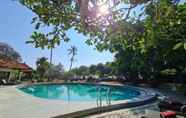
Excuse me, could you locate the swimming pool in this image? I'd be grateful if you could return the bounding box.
[19,83,141,101]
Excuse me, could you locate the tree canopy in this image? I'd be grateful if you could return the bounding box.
[18,0,180,49]
[35,57,65,80]
[19,0,186,84]
[0,42,22,62]
[36,57,50,78]
[112,2,186,83]
[70,62,113,77]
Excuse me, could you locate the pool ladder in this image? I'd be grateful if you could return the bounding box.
[96,87,111,107]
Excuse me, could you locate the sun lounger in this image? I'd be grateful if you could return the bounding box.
[160,111,176,118]
[0,79,19,85]
[158,98,186,117]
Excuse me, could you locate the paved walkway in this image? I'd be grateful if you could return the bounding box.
[156,89,186,103]
[0,85,154,118]
[87,103,158,118]
[1,85,184,118]
[0,86,98,118]
[88,103,184,118]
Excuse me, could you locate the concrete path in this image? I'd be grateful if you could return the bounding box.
[88,103,185,118]
[0,86,98,118]
[1,85,180,118]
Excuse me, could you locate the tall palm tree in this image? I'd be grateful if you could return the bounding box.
[68,46,77,71]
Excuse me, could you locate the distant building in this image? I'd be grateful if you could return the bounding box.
[0,59,32,81]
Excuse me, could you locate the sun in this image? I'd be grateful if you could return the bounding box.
[99,4,109,15]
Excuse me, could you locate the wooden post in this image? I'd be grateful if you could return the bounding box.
[8,71,12,81]
[18,71,22,81]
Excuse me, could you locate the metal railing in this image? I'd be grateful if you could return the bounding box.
[96,86,112,107]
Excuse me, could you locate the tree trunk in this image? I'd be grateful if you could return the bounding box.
[49,48,53,81]
[78,0,89,22]
[50,48,53,65]
[69,60,73,71]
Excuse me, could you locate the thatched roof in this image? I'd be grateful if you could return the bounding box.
[0,59,32,73]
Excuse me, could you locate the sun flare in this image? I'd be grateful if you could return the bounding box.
[99,4,109,15]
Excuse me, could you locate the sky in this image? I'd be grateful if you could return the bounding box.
[0,0,114,70]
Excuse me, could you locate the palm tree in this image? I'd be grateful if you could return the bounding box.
[36,57,49,79]
[68,46,77,71]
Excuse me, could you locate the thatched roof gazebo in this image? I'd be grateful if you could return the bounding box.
[0,59,32,82]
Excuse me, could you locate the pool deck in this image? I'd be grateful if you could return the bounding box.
[0,84,156,118]
[87,103,185,118]
[0,86,97,118]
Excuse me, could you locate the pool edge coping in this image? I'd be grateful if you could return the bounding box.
[52,92,157,118]
[16,82,156,103]
[15,82,158,118]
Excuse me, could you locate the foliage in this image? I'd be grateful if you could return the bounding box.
[70,62,112,77]
[31,70,39,80]
[0,42,22,62]
[19,0,186,84]
[35,57,65,80]
[18,0,169,49]
[62,71,74,80]
[112,2,186,83]
[45,63,65,79]
[71,65,89,76]
[36,57,50,79]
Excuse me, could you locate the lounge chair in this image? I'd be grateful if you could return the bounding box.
[160,111,177,118]
[0,79,8,85]
[0,79,18,85]
[158,97,186,117]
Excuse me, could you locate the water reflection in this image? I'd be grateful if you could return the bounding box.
[20,84,140,103]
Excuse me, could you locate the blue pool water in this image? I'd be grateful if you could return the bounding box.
[19,84,141,101]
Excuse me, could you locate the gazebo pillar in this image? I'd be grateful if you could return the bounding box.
[8,71,13,81]
[18,71,22,81]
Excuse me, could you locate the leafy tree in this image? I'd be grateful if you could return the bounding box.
[69,62,113,78]
[67,46,77,70]
[77,66,89,76]
[45,63,65,79]
[18,0,170,49]
[19,0,186,85]
[62,71,74,80]
[36,57,65,80]
[95,63,112,77]
[0,42,22,62]
[144,1,186,83]
[36,57,50,79]
[111,1,186,83]
[89,65,97,75]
